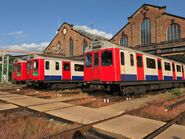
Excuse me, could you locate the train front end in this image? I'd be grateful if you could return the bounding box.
[84,41,121,83]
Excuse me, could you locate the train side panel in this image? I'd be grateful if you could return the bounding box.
[71,61,84,80]
[120,50,137,81]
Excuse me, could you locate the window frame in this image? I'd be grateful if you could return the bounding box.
[55,62,59,70]
[101,50,113,66]
[146,58,156,69]
[130,54,134,66]
[74,64,84,72]
[45,61,50,70]
[85,53,92,67]
[164,62,171,71]
[121,52,125,65]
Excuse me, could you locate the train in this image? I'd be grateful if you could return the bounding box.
[12,40,185,95]
[13,54,84,89]
[84,40,185,95]
[12,58,27,84]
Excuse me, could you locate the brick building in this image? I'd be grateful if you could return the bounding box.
[44,22,108,57]
[111,4,185,62]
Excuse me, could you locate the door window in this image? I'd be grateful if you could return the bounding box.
[64,63,70,71]
[137,56,143,67]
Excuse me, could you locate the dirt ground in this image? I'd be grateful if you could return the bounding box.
[0,109,79,139]
[0,83,125,108]
[129,88,185,122]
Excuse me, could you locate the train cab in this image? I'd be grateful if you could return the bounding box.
[12,58,27,83]
[84,41,121,82]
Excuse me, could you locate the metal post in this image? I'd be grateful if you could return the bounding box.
[6,55,9,83]
[1,52,4,83]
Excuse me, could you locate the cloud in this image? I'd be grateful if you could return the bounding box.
[0,42,49,52]
[73,25,113,39]
[8,31,24,39]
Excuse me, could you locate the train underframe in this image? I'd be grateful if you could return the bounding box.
[86,80,185,96]
[26,80,84,89]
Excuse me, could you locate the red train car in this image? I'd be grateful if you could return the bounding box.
[12,58,27,83]
[84,40,185,94]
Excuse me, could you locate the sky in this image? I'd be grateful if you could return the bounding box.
[0,0,185,52]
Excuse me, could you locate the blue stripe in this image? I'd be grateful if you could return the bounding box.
[44,75,62,80]
[146,75,158,81]
[121,74,137,81]
[177,77,182,80]
[72,76,83,80]
[164,76,173,80]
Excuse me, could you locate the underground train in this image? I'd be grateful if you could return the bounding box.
[12,58,27,84]
[12,54,84,88]
[26,54,84,88]
[84,40,185,95]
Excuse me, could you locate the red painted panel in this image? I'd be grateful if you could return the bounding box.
[136,53,144,80]
[84,52,93,81]
[172,62,176,80]
[12,63,17,81]
[182,65,184,80]
[99,48,121,81]
[31,59,44,81]
[62,61,71,80]
[93,52,101,80]
[157,59,163,80]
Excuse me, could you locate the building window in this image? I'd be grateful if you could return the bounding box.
[69,38,74,56]
[141,18,151,45]
[146,58,156,69]
[167,23,180,41]
[120,35,128,47]
[130,54,134,66]
[56,43,61,53]
[83,41,88,54]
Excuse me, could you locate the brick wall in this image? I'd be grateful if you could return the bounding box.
[111,4,185,48]
[44,23,91,57]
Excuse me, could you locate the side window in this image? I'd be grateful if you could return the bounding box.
[55,62,59,70]
[64,63,70,71]
[137,56,143,67]
[121,52,125,65]
[176,65,181,72]
[94,53,99,66]
[45,61,50,70]
[146,58,156,69]
[75,64,84,72]
[130,54,134,66]
[165,62,171,71]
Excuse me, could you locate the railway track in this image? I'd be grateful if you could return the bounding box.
[143,108,185,139]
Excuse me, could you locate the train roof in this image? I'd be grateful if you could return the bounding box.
[30,53,84,62]
[86,40,185,65]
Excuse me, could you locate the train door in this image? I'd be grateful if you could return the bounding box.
[136,53,144,80]
[157,59,163,80]
[182,65,184,80]
[172,62,176,80]
[62,61,71,80]
[93,52,100,80]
